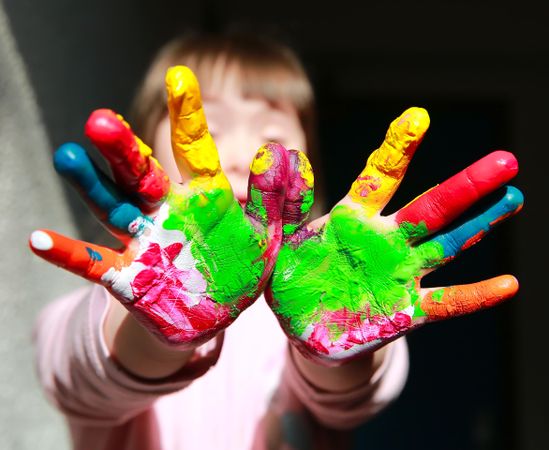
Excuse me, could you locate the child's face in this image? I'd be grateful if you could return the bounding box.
[153,66,307,204]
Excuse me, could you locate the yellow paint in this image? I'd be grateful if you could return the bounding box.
[166,66,222,180]
[349,107,430,216]
[296,150,314,187]
[189,172,232,207]
[136,136,153,158]
[116,114,131,129]
[114,113,153,159]
[250,146,274,175]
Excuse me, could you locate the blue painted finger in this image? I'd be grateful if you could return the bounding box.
[54,143,144,235]
[417,185,523,267]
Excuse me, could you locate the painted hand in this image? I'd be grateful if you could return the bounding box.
[30,66,289,348]
[266,107,523,366]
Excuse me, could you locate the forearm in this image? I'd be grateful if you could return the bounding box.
[290,344,389,392]
[103,296,195,379]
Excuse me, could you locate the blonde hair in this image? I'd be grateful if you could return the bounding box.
[129,32,324,213]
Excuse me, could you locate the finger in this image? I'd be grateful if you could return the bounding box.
[347,107,430,216]
[416,275,518,322]
[54,143,146,238]
[165,66,222,179]
[245,143,290,229]
[29,229,121,283]
[417,186,523,268]
[280,149,314,236]
[85,109,170,210]
[396,151,518,239]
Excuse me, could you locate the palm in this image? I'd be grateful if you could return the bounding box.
[267,107,523,365]
[30,66,288,348]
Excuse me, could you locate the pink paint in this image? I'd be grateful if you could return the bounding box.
[247,143,289,225]
[301,308,412,359]
[129,241,230,346]
[353,175,381,197]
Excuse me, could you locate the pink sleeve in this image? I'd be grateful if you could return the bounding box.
[278,338,409,430]
[32,284,223,428]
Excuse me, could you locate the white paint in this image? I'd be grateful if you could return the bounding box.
[30,230,53,250]
[101,203,207,305]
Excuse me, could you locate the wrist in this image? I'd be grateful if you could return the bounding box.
[104,296,196,379]
[290,343,389,393]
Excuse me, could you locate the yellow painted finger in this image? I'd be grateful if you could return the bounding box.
[348,107,430,216]
[166,66,221,179]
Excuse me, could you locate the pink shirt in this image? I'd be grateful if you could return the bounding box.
[33,284,409,450]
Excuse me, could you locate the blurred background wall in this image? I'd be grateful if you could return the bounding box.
[1,0,547,449]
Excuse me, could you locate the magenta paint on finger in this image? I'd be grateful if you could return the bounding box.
[246,143,289,226]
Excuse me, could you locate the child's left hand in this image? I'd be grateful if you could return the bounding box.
[265,107,523,366]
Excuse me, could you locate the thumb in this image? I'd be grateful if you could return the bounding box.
[245,143,289,229]
[282,149,314,236]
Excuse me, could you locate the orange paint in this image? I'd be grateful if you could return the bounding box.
[420,275,519,320]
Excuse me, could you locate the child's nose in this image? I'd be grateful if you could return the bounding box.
[219,129,258,175]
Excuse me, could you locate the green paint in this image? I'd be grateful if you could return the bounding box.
[246,186,268,223]
[300,189,314,214]
[164,188,266,304]
[431,289,444,303]
[283,223,299,235]
[398,220,429,240]
[271,205,445,335]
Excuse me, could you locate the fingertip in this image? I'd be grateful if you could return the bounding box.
[495,274,519,298]
[491,150,519,175]
[29,230,54,252]
[465,151,519,197]
[165,66,192,95]
[165,66,201,113]
[288,149,314,189]
[85,109,135,151]
[396,106,430,137]
[503,185,524,212]
[250,143,276,176]
[249,143,289,193]
[54,142,89,174]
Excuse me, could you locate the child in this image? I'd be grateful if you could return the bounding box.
[30,32,522,450]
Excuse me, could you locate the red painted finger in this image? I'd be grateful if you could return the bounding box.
[29,229,121,283]
[85,109,170,210]
[396,151,518,238]
[418,275,518,322]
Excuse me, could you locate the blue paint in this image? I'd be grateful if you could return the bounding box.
[54,143,142,232]
[427,185,523,259]
[86,246,103,261]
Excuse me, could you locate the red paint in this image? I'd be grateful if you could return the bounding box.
[131,241,232,346]
[461,230,486,251]
[85,109,169,210]
[396,151,518,234]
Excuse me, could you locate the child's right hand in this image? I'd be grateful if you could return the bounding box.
[30,66,289,349]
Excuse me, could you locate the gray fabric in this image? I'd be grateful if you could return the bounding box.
[0,3,83,449]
